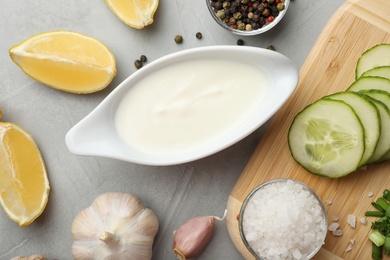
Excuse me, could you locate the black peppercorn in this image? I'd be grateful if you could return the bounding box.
[214,1,222,10]
[196,32,203,39]
[134,60,143,69]
[259,17,266,26]
[140,55,147,62]
[237,39,244,45]
[251,22,260,30]
[210,0,284,32]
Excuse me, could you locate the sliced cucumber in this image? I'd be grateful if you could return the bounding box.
[288,99,365,178]
[361,89,390,108]
[288,44,390,178]
[379,144,390,162]
[363,99,390,164]
[362,66,390,80]
[325,91,380,166]
[359,90,390,163]
[356,44,390,79]
[347,76,390,93]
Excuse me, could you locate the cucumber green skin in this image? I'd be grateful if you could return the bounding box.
[362,99,390,164]
[359,90,390,164]
[347,76,390,93]
[324,91,380,166]
[356,44,390,79]
[361,89,390,107]
[362,66,390,80]
[288,99,365,178]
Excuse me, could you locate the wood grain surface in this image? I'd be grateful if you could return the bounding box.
[226,0,390,259]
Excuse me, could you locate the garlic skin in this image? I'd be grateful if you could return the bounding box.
[71,192,159,260]
[173,216,215,259]
[173,210,227,259]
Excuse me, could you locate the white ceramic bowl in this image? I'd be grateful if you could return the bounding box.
[65,46,298,165]
[206,0,290,36]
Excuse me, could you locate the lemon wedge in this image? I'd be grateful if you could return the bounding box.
[0,120,50,226]
[9,31,116,94]
[104,0,159,29]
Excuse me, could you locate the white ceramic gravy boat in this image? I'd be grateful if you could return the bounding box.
[65,46,299,166]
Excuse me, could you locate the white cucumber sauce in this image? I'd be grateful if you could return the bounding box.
[115,58,269,155]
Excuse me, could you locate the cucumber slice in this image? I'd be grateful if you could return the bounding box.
[362,66,390,80]
[361,89,390,108]
[325,91,380,166]
[356,44,390,79]
[363,99,390,164]
[288,99,365,178]
[347,76,390,93]
[360,90,390,163]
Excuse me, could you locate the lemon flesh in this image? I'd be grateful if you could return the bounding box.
[0,122,50,226]
[104,0,159,29]
[9,31,116,94]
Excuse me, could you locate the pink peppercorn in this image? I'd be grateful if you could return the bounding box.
[267,16,274,23]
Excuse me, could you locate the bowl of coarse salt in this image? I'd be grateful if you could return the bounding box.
[239,178,327,260]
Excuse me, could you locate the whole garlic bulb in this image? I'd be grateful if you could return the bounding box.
[71,192,159,260]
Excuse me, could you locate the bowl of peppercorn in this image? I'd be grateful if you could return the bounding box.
[207,0,289,36]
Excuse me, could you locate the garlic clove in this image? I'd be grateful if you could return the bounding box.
[71,192,159,260]
[173,210,227,260]
[173,215,215,259]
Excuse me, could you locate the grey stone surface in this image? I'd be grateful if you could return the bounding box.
[0,0,344,259]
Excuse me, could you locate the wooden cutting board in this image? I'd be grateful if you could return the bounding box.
[226,0,390,259]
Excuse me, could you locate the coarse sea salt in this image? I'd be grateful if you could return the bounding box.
[347,214,356,228]
[241,180,327,260]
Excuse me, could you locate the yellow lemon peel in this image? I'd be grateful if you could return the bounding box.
[9,31,116,94]
[104,0,159,29]
[0,121,50,226]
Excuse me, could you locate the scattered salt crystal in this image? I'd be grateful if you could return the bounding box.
[325,200,332,205]
[328,223,340,232]
[345,238,355,252]
[332,216,339,222]
[368,192,374,197]
[347,215,356,228]
[242,180,327,260]
[333,229,343,236]
[328,220,343,237]
[360,217,367,226]
[245,231,257,241]
[292,248,302,259]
